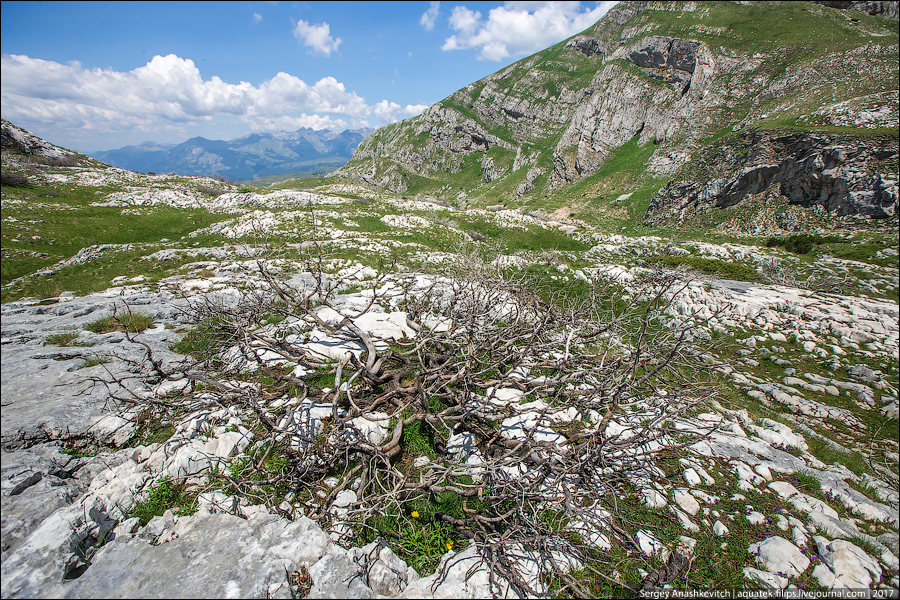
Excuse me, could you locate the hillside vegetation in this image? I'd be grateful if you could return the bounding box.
[1,2,898,597]
[335,1,898,233]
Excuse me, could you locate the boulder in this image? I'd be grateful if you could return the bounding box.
[747,536,810,578]
[815,538,882,589]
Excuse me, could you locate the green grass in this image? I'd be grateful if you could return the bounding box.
[131,409,177,446]
[77,357,109,370]
[453,216,592,253]
[1,245,223,303]
[804,436,872,477]
[244,167,343,187]
[533,133,668,232]
[357,475,490,575]
[44,330,80,347]
[86,312,155,334]
[790,471,823,495]
[1,178,232,295]
[827,242,897,267]
[362,515,457,575]
[400,418,434,456]
[643,255,760,282]
[638,1,898,53]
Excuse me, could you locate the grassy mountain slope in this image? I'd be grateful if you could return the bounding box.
[335,1,899,231]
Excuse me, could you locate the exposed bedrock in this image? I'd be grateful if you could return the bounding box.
[645,130,899,225]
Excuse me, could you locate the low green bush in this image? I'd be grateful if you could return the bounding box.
[643,256,759,281]
[765,234,844,254]
[1,171,30,187]
[130,477,194,525]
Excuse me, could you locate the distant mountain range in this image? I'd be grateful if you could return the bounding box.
[90,127,374,181]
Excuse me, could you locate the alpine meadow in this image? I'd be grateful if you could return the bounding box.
[1,1,898,598]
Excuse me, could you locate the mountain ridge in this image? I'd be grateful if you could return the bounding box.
[90,127,375,181]
[334,0,899,231]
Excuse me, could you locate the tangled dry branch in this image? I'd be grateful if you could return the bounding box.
[92,240,725,594]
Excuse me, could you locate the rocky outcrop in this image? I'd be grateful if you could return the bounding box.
[551,33,717,186]
[644,129,899,225]
[2,119,77,163]
[0,287,192,450]
[627,36,701,93]
[809,1,900,19]
[336,1,898,215]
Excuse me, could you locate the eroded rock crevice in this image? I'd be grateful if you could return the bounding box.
[646,130,899,225]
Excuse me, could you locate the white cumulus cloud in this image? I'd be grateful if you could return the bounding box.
[420,1,440,31]
[373,100,430,123]
[0,53,380,141]
[248,113,348,132]
[292,19,342,56]
[1,52,435,148]
[442,1,617,61]
[253,12,263,24]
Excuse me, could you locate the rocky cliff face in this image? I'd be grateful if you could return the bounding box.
[811,0,900,19]
[644,130,899,226]
[336,1,899,227]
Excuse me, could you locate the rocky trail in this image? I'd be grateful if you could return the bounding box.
[2,177,898,597]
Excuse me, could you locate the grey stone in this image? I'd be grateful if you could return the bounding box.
[1,289,188,448]
[62,513,339,599]
[136,511,175,544]
[1,443,125,565]
[308,553,373,599]
[348,541,418,596]
[743,566,788,590]
[815,539,882,588]
[748,536,810,578]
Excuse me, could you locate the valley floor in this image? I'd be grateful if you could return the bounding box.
[1,165,898,597]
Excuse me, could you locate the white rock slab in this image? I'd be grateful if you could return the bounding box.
[713,521,729,536]
[792,526,808,548]
[748,536,810,578]
[743,567,789,590]
[683,468,702,486]
[568,520,612,551]
[747,511,767,525]
[500,413,566,447]
[349,412,390,445]
[674,489,700,516]
[636,530,669,560]
[642,487,667,508]
[816,539,882,588]
[767,480,840,519]
[671,507,699,532]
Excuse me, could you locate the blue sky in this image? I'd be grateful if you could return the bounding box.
[1,1,617,152]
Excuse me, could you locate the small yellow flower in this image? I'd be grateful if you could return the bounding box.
[445,540,453,551]
[411,511,420,518]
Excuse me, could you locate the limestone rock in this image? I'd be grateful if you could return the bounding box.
[815,538,882,588]
[743,566,789,590]
[748,536,810,578]
[62,513,339,599]
[673,488,700,516]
